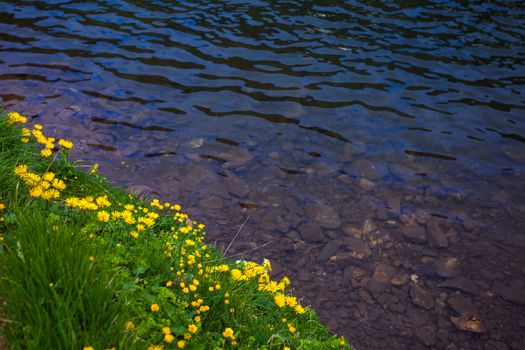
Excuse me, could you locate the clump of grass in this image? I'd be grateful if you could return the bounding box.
[0,111,352,349]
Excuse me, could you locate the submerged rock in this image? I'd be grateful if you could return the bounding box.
[439,278,480,296]
[304,203,342,229]
[450,314,486,333]
[373,263,397,284]
[426,220,448,248]
[410,285,434,310]
[434,257,459,278]
[199,195,224,209]
[317,240,343,262]
[402,219,426,243]
[345,238,371,260]
[298,222,324,243]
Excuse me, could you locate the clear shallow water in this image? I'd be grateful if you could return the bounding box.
[1,0,525,348]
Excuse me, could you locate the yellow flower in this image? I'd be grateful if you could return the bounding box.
[164,334,175,343]
[147,346,164,350]
[58,138,73,149]
[288,323,296,333]
[177,340,186,349]
[194,315,201,323]
[294,305,305,314]
[162,326,172,335]
[188,324,198,334]
[14,164,28,176]
[95,196,111,207]
[34,124,43,130]
[0,204,5,210]
[165,281,173,287]
[285,296,297,308]
[150,303,160,312]
[40,148,52,158]
[222,327,235,339]
[21,127,30,136]
[97,211,110,222]
[173,204,181,211]
[83,347,94,350]
[284,347,291,350]
[274,293,286,308]
[130,231,139,239]
[88,256,95,262]
[90,163,99,173]
[231,269,243,280]
[29,186,43,198]
[41,189,60,200]
[52,178,66,190]
[124,320,135,330]
[7,111,27,124]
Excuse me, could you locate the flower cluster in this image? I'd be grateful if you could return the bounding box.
[15,165,66,200]
[7,111,27,124]
[21,122,74,158]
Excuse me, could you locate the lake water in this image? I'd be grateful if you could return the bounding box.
[1,1,525,349]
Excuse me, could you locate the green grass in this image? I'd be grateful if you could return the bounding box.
[0,111,351,350]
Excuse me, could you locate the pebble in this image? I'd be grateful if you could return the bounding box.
[439,277,480,296]
[390,273,408,286]
[198,195,224,209]
[447,294,476,314]
[357,177,375,192]
[410,285,434,310]
[304,203,342,229]
[373,263,397,284]
[450,313,486,333]
[345,237,371,260]
[492,279,525,305]
[297,222,324,243]
[402,219,427,243]
[434,257,458,278]
[343,225,362,239]
[223,174,250,198]
[317,239,343,262]
[426,220,448,248]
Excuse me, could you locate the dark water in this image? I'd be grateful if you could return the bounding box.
[1,0,525,348]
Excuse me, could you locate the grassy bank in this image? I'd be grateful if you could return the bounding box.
[0,111,351,350]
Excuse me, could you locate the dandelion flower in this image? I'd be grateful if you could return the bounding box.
[188,324,198,334]
[231,269,243,280]
[294,305,305,314]
[150,303,160,312]
[222,327,235,339]
[40,149,52,158]
[274,293,286,308]
[97,211,110,222]
[58,138,73,149]
[177,340,186,349]
[164,334,175,343]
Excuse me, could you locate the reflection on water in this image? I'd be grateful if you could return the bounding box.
[1,0,525,348]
